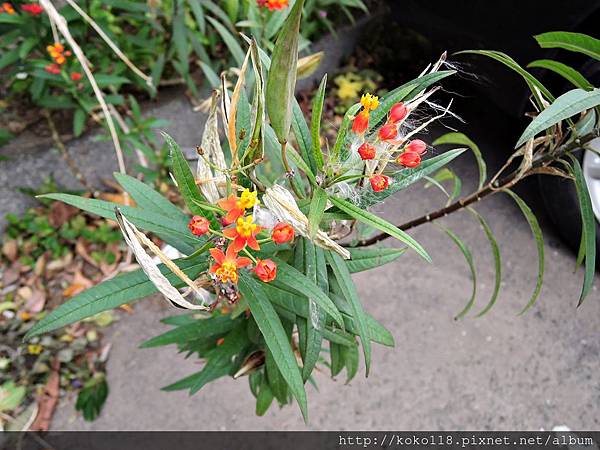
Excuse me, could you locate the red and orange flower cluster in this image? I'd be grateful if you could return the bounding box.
[352,94,430,193]
[188,188,295,285]
[21,3,43,15]
[256,0,288,10]
[0,2,15,14]
[44,42,82,80]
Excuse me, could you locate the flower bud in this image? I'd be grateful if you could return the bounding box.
[404,139,427,155]
[70,72,82,81]
[358,142,376,160]
[255,259,277,282]
[352,110,370,135]
[397,151,421,168]
[370,174,390,192]
[188,215,210,236]
[271,222,294,244]
[378,123,397,141]
[389,102,408,124]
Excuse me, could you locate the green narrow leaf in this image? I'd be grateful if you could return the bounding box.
[37,193,202,255]
[73,109,86,137]
[187,0,206,33]
[113,172,186,220]
[286,145,317,186]
[345,247,406,273]
[301,240,324,381]
[25,257,208,339]
[325,251,371,377]
[567,155,596,306]
[238,273,308,421]
[458,50,553,109]
[270,258,344,328]
[188,323,250,394]
[265,347,288,404]
[291,100,316,170]
[308,187,327,239]
[265,0,305,143]
[442,228,477,320]
[504,189,545,314]
[206,17,246,66]
[331,103,361,163]
[329,342,345,377]
[432,133,486,189]
[516,88,600,148]
[329,196,431,262]
[344,342,359,384]
[163,133,216,223]
[256,379,274,415]
[527,59,593,90]
[468,209,502,318]
[310,75,327,171]
[535,32,600,62]
[140,315,240,348]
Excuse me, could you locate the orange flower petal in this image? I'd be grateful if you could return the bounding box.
[231,236,246,253]
[247,235,260,251]
[209,248,225,264]
[237,257,253,268]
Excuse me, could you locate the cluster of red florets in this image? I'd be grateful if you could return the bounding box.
[256,0,288,10]
[351,94,430,193]
[188,189,295,285]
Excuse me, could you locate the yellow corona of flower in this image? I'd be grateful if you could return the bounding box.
[237,189,259,210]
[360,93,379,112]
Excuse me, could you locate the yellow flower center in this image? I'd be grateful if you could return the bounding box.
[236,189,259,210]
[360,93,379,112]
[236,215,257,238]
[216,261,238,283]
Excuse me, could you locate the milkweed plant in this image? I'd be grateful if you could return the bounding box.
[24,0,599,420]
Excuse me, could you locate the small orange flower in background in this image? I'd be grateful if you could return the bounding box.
[255,259,277,283]
[22,3,44,15]
[47,42,68,65]
[209,246,252,284]
[223,215,263,252]
[218,188,259,225]
[19,311,32,321]
[378,122,397,141]
[389,102,408,124]
[45,63,61,75]
[271,222,294,244]
[352,93,379,135]
[0,2,15,14]
[257,0,288,11]
[404,139,427,155]
[370,174,390,192]
[397,151,421,168]
[70,72,82,81]
[188,215,210,236]
[358,142,376,160]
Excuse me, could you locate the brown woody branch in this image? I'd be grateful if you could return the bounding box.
[353,129,600,247]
